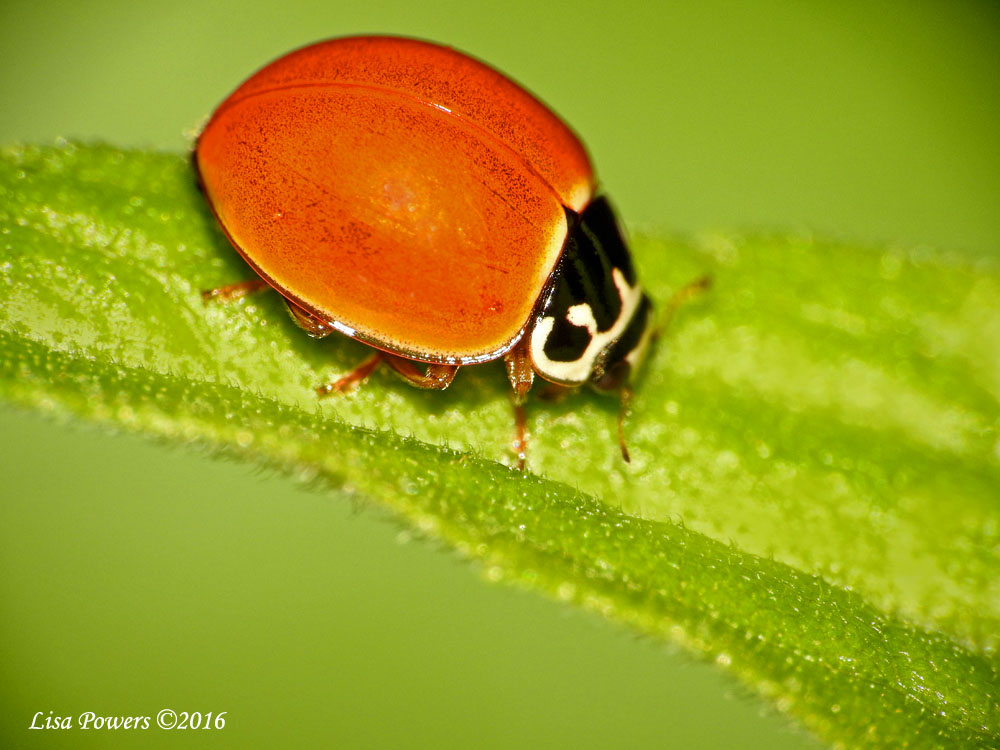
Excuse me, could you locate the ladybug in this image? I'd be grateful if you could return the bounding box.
[196,36,703,467]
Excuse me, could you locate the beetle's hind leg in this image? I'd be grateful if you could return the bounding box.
[201,278,270,303]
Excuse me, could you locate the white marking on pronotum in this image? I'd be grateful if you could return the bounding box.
[530,268,644,385]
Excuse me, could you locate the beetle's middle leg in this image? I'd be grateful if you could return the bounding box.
[318,350,458,398]
[316,352,384,395]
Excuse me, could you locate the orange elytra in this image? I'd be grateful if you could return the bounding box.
[196,36,692,467]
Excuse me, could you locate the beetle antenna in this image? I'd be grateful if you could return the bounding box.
[618,275,709,464]
[656,275,712,339]
[618,385,633,463]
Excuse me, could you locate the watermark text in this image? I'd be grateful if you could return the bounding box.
[29,710,228,731]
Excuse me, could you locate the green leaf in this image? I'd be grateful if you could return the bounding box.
[1,142,998,748]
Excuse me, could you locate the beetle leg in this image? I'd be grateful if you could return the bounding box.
[537,382,574,402]
[316,352,383,396]
[503,337,534,404]
[201,278,270,303]
[510,402,528,471]
[381,353,458,390]
[617,385,633,463]
[284,300,338,338]
[503,338,535,470]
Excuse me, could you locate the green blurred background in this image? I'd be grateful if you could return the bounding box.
[1,1,997,746]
